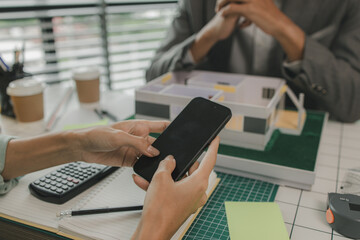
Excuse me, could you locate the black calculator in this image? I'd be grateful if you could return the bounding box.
[29,162,118,204]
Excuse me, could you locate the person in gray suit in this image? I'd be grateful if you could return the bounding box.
[146,0,360,122]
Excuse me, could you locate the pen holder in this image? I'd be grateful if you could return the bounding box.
[0,64,31,118]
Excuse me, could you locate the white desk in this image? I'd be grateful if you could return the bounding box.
[0,83,135,137]
[275,121,360,240]
[1,83,360,239]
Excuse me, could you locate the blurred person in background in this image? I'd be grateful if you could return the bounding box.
[146,0,360,123]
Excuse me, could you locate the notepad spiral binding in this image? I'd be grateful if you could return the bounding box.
[71,167,125,211]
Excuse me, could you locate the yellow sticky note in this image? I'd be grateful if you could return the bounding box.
[225,202,289,240]
[63,119,109,130]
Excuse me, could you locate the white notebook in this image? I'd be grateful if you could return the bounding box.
[58,168,218,240]
[0,166,218,239]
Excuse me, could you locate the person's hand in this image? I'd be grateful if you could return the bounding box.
[202,8,240,42]
[132,137,220,240]
[216,0,305,61]
[216,0,283,36]
[190,8,241,63]
[76,120,169,167]
[190,0,279,63]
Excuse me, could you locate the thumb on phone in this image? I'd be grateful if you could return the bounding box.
[133,155,176,191]
[155,155,176,176]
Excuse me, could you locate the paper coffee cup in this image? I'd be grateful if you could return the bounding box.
[6,78,45,123]
[73,67,100,105]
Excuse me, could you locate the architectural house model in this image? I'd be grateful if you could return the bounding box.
[135,70,327,190]
[135,70,306,151]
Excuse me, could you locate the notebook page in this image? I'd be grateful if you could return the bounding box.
[58,168,218,240]
[58,168,145,240]
[0,165,97,232]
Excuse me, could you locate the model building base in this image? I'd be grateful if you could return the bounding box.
[216,111,327,190]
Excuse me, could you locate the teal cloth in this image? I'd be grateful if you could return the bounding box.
[0,135,19,195]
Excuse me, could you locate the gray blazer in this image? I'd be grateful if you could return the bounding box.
[146,0,360,122]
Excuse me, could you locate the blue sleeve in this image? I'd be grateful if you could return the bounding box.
[0,135,20,195]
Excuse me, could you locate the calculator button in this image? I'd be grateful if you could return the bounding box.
[56,183,63,188]
[51,172,57,175]
[46,174,51,178]
[39,182,46,187]
[62,185,69,190]
[56,188,63,194]
[83,174,89,178]
[50,186,57,191]
[80,163,91,169]
[56,173,62,177]
[67,182,74,187]
[51,181,57,185]
[45,184,51,189]
[61,175,67,179]
[50,176,56,180]
[56,178,62,182]
[45,179,51,184]
[40,177,46,182]
[72,179,79,184]
[79,176,84,180]
[62,180,68,184]
[67,177,73,181]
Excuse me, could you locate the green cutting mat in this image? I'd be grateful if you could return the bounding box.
[182,172,278,240]
[218,111,326,172]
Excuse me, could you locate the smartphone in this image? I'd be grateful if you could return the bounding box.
[133,97,232,182]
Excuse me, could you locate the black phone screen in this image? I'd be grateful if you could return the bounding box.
[134,97,232,182]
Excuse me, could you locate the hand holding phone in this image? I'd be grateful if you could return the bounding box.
[133,97,232,182]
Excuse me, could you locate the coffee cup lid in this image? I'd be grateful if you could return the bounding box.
[7,78,45,97]
[72,67,100,81]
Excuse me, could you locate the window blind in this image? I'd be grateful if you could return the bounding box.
[0,1,177,90]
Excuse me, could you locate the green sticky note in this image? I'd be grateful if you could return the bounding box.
[63,119,109,130]
[225,202,289,240]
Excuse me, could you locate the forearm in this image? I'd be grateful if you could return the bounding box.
[190,27,218,64]
[132,213,170,240]
[272,14,305,62]
[2,131,80,180]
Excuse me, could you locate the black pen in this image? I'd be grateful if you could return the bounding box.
[56,205,143,218]
[94,109,103,120]
[101,109,118,122]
